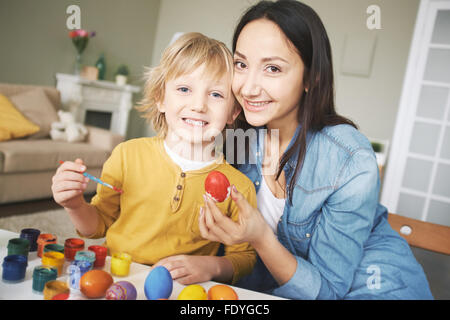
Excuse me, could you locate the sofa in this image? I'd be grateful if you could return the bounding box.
[0,83,124,205]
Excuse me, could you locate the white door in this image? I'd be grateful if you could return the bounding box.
[381,0,450,227]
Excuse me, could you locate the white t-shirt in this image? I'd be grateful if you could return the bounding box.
[257,176,286,234]
[163,141,215,172]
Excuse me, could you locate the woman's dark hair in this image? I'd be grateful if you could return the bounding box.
[230,0,357,204]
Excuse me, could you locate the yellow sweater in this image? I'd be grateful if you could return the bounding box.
[86,137,257,283]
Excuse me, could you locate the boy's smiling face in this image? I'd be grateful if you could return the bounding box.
[159,64,240,154]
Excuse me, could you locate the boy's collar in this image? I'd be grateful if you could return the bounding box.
[157,137,226,174]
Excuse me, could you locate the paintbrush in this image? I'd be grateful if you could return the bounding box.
[59,160,123,194]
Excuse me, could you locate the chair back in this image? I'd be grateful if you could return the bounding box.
[388,213,450,255]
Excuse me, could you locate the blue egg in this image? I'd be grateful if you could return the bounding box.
[144,266,173,300]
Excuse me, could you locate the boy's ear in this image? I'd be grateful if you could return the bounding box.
[156,101,165,113]
[227,104,242,124]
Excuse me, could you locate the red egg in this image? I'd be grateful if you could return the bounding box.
[80,270,114,299]
[208,284,238,300]
[205,171,231,202]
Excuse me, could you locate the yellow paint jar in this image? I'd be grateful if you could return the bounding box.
[42,251,65,276]
[110,252,132,277]
[43,280,70,300]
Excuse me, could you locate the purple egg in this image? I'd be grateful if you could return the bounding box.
[105,281,137,300]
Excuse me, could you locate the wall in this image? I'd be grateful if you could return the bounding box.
[0,0,161,139]
[302,0,420,141]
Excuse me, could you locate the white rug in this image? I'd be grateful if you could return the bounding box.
[0,209,105,247]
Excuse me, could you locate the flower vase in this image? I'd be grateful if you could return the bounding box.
[74,53,83,75]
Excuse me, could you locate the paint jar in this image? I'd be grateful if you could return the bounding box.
[37,234,57,258]
[68,260,92,290]
[32,266,58,294]
[64,238,85,261]
[7,238,30,257]
[88,245,107,268]
[42,251,65,276]
[110,252,132,277]
[20,228,40,252]
[2,255,28,283]
[43,243,65,255]
[43,280,70,300]
[74,250,96,269]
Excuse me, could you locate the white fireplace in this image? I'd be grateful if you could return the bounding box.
[55,73,140,137]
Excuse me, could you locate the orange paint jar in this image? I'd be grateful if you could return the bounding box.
[43,280,70,300]
[37,234,57,258]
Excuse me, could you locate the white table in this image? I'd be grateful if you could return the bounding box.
[0,229,283,300]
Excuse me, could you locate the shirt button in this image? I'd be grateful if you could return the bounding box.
[256,151,261,157]
[306,233,311,238]
[180,172,186,178]
[255,181,260,186]
[176,185,182,190]
[173,196,180,201]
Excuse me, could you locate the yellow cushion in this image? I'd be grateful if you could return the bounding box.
[0,94,40,141]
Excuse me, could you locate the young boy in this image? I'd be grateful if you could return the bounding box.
[51,33,257,285]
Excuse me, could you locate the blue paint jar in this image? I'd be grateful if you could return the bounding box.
[74,250,96,268]
[20,228,41,252]
[2,255,28,283]
[32,265,58,294]
[68,260,92,290]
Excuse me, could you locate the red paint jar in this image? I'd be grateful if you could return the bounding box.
[88,245,108,268]
[64,238,85,261]
[37,234,57,258]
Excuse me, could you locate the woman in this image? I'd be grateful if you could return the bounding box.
[199,0,433,299]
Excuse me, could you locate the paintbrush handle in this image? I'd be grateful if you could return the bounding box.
[83,172,113,189]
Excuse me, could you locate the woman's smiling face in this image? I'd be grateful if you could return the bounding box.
[232,18,306,129]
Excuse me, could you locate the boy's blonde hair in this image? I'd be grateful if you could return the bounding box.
[136,32,234,137]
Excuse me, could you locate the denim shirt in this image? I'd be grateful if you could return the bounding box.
[236,124,433,300]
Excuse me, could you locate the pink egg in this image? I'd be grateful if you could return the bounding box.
[105,281,137,300]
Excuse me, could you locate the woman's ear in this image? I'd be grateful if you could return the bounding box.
[227,104,242,124]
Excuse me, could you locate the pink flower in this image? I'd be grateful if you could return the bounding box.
[77,29,88,37]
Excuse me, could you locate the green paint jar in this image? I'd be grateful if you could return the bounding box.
[7,238,30,257]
